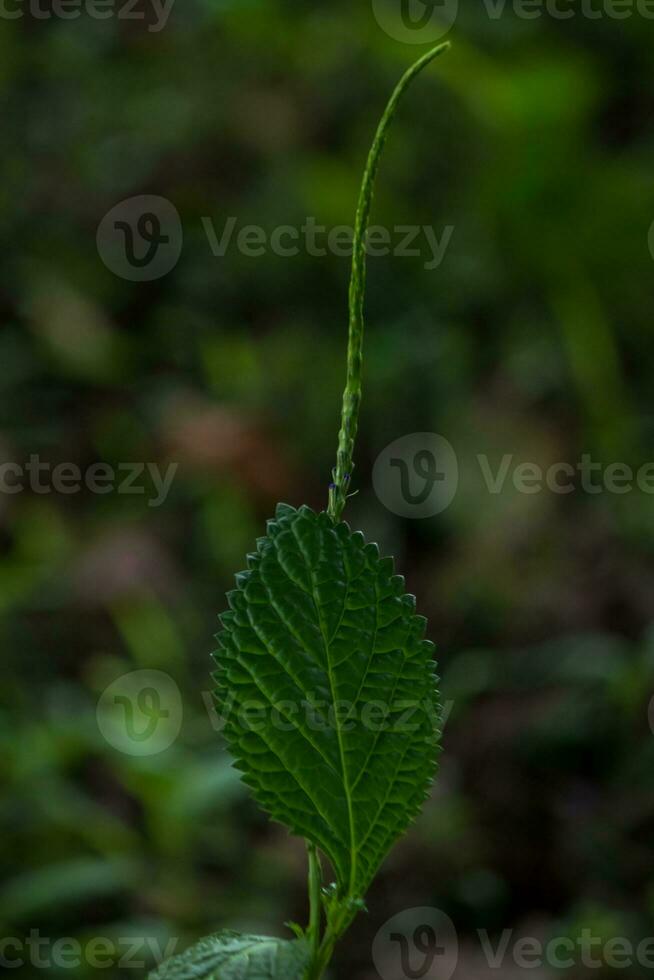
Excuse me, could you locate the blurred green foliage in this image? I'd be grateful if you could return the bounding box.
[1,3,654,978]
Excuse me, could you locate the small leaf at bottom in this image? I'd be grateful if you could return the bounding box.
[149,931,310,980]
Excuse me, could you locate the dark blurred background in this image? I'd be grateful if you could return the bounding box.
[2,2,654,978]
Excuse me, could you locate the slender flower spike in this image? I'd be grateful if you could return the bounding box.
[150,40,450,980]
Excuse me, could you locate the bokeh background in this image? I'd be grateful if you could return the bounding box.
[2,2,654,978]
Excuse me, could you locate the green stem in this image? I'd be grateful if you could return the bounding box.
[306,901,360,980]
[307,841,322,956]
[310,45,451,978]
[327,40,451,524]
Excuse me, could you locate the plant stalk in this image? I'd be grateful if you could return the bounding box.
[312,42,451,978]
[307,841,322,955]
[327,40,451,524]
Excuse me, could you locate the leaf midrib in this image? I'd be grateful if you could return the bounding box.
[290,519,359,896]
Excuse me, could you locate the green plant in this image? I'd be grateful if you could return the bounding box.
[150,40,450,980]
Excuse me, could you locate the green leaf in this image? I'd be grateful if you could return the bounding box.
[149,931,310,979]
[213,504,440,899]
